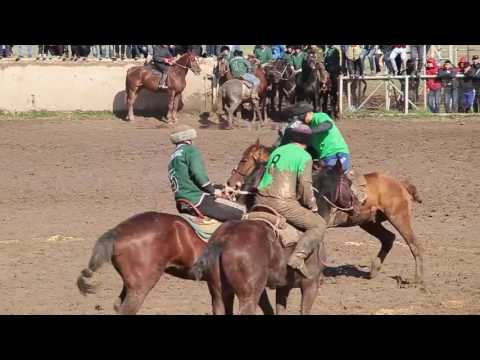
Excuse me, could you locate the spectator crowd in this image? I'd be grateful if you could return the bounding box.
[1,45,479,113]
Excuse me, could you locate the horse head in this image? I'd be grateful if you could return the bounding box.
[305,53,317,71]
[227,139,272,189]
[268,59,290,84]
[312,159,353,217]
[177,52,202,75]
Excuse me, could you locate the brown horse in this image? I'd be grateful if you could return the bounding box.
[225,140,425,286]
[125,52,201,123]
[76,204,276,315]
[190,159,350,315]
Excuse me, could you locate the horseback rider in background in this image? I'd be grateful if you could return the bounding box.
[229,49,261,100]
[152,45,175,89]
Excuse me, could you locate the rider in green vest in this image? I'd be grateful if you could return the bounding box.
[168,125,245,222]
[254,45,273,65]
[277,103,367,219]
[229,49,261,99]
[256,124,327,278]
[291,46,307,72]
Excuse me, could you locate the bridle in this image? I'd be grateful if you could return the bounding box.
[230,155,259,181]
[312,173,354,212]
[172,54,199,73]
[270,61,294,81]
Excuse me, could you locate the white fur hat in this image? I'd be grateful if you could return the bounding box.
[170,124,197,144]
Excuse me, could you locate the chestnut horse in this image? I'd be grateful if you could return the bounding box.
[191,161,350,315]
[76,192,276,314]
[125,52,201,123]
[225,140,425,286]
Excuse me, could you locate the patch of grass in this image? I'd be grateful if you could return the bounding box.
[0,110,116,121]
[343,109,480,121]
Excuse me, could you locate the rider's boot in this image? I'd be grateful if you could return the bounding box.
[159,72,168,89]
[288,228,324,279]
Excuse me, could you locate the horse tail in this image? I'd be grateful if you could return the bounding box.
[401,179,422,204]
[77,229,117,295]
[190,240,226,281]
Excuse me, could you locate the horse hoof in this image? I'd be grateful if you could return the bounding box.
[369,258,381,279]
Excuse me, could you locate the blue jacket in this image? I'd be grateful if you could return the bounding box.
[272,45,286,60]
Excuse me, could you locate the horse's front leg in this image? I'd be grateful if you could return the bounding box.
[171,93,181,124]
[167,90,176,123]
[300,278,319,315]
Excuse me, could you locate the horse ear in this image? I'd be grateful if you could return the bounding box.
[334,159,344,174]
[255,138,260,148]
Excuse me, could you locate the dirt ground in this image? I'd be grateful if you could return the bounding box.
[1,113,479,315]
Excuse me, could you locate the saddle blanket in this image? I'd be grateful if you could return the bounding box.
[179,214,223,242]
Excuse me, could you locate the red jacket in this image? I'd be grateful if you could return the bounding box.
[426,58,442,91]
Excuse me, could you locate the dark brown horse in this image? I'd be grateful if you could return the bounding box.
[125,52,201,123]
[76,197,278,314]
[190,159,349,315]
[266,58,296,114]
[225,141,425,286]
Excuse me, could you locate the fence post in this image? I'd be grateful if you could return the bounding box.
[404,75,409,114]
[385,80,390,111]
[339,74,344,119]
[423,45,428,111]
[347,79,352,110]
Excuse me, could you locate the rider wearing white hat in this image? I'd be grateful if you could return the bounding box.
[168,125,245,221]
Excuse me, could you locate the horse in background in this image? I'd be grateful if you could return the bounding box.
[213,58,269,129]
[125,52,201,123]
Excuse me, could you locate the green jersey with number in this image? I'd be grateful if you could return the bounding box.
[257,143,316,209]
[168,143,211,206]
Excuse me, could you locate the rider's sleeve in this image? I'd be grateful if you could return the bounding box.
[311,121,333,134]
[188,147,214,195]
[298,159,318,211]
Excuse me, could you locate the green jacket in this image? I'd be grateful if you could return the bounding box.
[292,52,306,70]
[229,56,251,78]
[309,113,350,158]
[168,143,211,206]
[258,143,316,210]
[254,46,273,64]
[280,113,349,160]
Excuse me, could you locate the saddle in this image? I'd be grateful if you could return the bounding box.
[145,62,169,86]
[176,199,222,242]
[242,205,301,248]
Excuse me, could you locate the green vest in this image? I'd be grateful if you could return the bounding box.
[282,53,293,65]
[258,143,312,192]
[310,113,350,158]
[254,47,273,64]
[229,56,250,78]
[168,143,211,205]
[292,52,306,70]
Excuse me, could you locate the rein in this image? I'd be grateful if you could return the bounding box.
[313,187,354,212]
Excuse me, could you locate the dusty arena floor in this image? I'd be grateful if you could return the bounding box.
[0,113,479,315]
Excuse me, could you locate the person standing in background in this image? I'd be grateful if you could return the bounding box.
[437,60,459,113]
[114,45,127,60]
[471,55,480,112]
[16,45,34,61]
[409,45,431,72]
[426,57,442,113]
[0,45,11,58]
